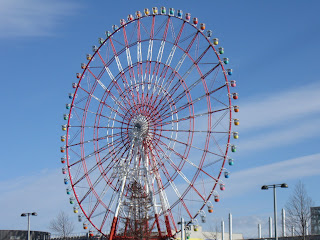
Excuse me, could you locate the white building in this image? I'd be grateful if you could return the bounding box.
[175,225,243,240]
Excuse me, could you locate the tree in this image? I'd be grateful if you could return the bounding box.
[202,220,219,240]
[49,211,75,239]
[285,181,313,240]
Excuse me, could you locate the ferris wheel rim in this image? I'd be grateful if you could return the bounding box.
[63,8,236,237]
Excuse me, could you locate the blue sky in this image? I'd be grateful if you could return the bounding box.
[0,0,319,238]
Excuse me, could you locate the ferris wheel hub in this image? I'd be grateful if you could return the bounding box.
[129,114,150,141]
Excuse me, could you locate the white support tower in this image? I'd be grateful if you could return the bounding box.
[258,223,261,239]
[229,213,232,240]
[111,115,172,238]
[221,220,225,240]
[181,217,185,240]
[282,208,286,237]
[269,217,272,238]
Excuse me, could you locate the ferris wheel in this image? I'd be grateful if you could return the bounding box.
[61,6,239,239]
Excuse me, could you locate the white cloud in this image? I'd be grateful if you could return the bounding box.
[0,169,83,233]
[1,156,319,235]
[0,0,80,38]
[239,117,320,153]
[224,153,320,197]
[232,215,270,238]
[238,82,320,132]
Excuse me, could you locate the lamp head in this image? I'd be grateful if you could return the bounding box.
[261,185,269,190]
[281,183,288,188]
[21,213,27,217]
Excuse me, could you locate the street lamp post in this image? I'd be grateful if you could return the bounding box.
[21,212,37,240]
[177,219,192,240]
[261,183,288,240]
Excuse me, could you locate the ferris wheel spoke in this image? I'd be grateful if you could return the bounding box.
[72,164,84,188]
[152,144,210,217]
[209,133,225,155]
[69,134,128,168]
[153,142,197,173]
[134,18,144,105]
[154,143,205,202]
[70,125,124,130]
[99,207,114,231]
[72,105,128,126]
[99,209,111,231]
[77,173,106,204]
[101,143,134,182]
[73,94,91,106]
[154,17,168,37]
[70,106,84,124]
[97,86,133,120]
[157,22,186,92]
[155,137,217,173]
[158,84,227,122]
[159,129,229,134]
[68,129,82,146]
[86,65,113,96]
[169,184,193,218]
[158,21,180,85]
[149,142,181,187]
[159,107,230,127]
[194,33,200,59]
[202,158,224,169]
[152,17,170,86]
[179,32,197,44]
[140,18,152,36]
[88,199,109,219]
[86,66,100,80]
[194,170,220,191]
[143,16,155,86]
[154,48,214,113]
[148,142,192,219]
[96,51,138,112]
[96,77,132,115]
[210,95,230,108]
[85,66,105,69]
[77,85,129,119]
[169,18,176,40]
[158,171,192,219]
[165,63,222,108]
[183,30,200,54]
[208,67,221,91]
[128,21,137,44]
[155,132,224,158]
[67,132,122,148]
[147,145,173,215]
[111,37,126,47]
[87,200,102,220]
[72,147,124,187]
[147,33,199,109]
[211,110,229,130]
[91,210,109,220]
[84,157,131,207]
[79,164,121,209]
[145,66,179,109]
[122,26,136,86]
[68,145,82,161]
[108,38,131,89]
